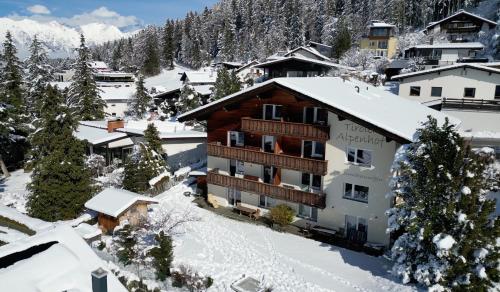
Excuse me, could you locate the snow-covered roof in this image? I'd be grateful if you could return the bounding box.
[392,63,500,80]
[369,22,396,28]
[74,223,102,240]
[94,71,135,78]
[85,188,158,218]
[181,71,217,84]
[88,61,108,69]
[179,77,458,143]
[445,109,500,141]
[285,46,331,61]
[74,124,128,146]
[235,60,260,73]
[255,56,354,70]
[99,84,136,101]
[425,10,496,30]
[0,224,127,292]
[406,42,484,50]
[192,85,213,96]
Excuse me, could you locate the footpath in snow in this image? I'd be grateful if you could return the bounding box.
[153,182,416,292]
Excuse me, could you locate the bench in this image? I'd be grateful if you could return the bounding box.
[235,202,261,220]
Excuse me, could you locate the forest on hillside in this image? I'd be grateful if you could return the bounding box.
[90,0,497,73]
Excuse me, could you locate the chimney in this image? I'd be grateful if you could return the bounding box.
[91,268,108,292]
[107,118,124,133]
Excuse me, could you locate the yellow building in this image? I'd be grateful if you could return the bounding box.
[360,21,398,59]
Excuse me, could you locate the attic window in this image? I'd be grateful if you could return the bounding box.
[463,87,475,98]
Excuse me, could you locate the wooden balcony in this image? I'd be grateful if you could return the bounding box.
[241,117,330,142]
[207,169,326,208]
[208,143,327,176]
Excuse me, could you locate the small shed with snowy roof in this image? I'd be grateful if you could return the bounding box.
[85,188,158,232]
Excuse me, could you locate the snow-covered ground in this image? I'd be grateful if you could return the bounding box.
[0,170,31,213]
[152,182,415,292]
[144,65,187,93]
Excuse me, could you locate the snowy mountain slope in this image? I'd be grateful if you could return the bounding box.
[0,18,131,58]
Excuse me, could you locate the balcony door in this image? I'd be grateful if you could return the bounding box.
[228,131,244,147]
[263,165,277,184]
[345,215,368,244]
[230,159,244,177]
[303,107,327,125]
[262,135,276,153]
[228,188,241,206]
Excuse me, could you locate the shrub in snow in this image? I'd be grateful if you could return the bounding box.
[171,264,213,291]
[387,117,499,290]
[85,154,105,177]
[269,204,295,227]
[115,223,138,266]
[148,231,174,281]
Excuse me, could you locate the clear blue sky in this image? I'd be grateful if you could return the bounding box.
[0,0,218,27]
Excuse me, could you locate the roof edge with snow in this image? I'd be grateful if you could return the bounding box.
[392,63,500,80]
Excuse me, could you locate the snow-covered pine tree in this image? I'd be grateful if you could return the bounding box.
[0,31,24,112]
[68,34,106,121]
[123,142,167,194]
[127,74,152,120]
[175,85,203,114]
[27,85,93,221]
[333,17,351,59]
[115,223,138,266]
[0,102,13,177]
[149,231,174,281]
[25,35,53,119]
[162,20,175,69]
[142,26,161,76]
[144,123,164,155]
[211,67,242,100]
[387,116,499,290]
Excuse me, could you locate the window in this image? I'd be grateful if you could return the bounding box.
[299,204,318,221]
[304,107,328,124]
[303,141,325,159]
[464,87,476,98]
[378,41,388,49]
[263,104,283,120]
[343,183,369,203]
[347,148,372,167]
[431,87,442,97]
[228,131,244,147]
[410,86,421,96]
[259,195,275,208]
[301,173,322,191]
[495,85,500,99]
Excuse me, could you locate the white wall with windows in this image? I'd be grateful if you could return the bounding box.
[397,67,500,103]
[319,113,398,245]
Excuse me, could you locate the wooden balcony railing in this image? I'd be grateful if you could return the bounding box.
[208,143,327,176]
[241,117,330,142]
[207,169,326,208]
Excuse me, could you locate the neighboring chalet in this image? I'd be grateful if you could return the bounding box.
[215,61,243,70]
[393,63,500,103]
[180,71,217,98]
[424,10,497,43]
[284,46,332,61]
[360,21,398,59]
[178,77,453,246]
[307,41,334,58]
[235,60,261,81]
[0,224,127,291]
[404,42,486,69]
[393,63,500,156]
[76,119,207,169]
[85,188,158,233]
[254,56,352,81]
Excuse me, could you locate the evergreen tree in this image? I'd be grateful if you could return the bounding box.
[0,102,13,177]
[123,143,167,193]
[25,35,53,118]
[211,67,242,100]
[115,223,137,266]
[388,117,499,290]
[27,85,93,221]
[144,123,163,155]
[175,85,203,114]
[127,74,152,119]
[162,20,175,69]
[142,26,161,76]
[333,18,351,59]
[149,231,174,281]
[68,34,106,121]
[0,31,24,112]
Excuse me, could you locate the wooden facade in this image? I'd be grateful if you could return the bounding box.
[96,201,151,233]
[208,169,326,208]
[241,117,330,142]
[208,142,327,175]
